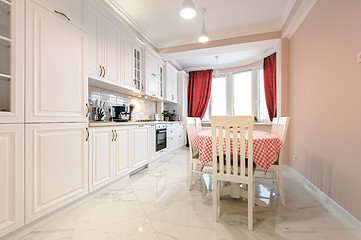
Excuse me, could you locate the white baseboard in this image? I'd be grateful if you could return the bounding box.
[285,165,361,233]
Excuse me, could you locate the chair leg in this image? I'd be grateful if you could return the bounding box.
[248,181,254,231]
[278,169,286,205]
[217,181,221,202]
[271,171,280,194]
[188,162,193,191]
[213,177,218,222]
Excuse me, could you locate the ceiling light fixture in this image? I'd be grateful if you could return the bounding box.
[180,0,196,19]
[214,56,221,78]
[198,8,209,43]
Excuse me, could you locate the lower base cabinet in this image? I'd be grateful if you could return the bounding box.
[0,124,24,237]
[89,126,130,192]
[25,123,88,223]
[89,127,114,192]
[130,125,150,171]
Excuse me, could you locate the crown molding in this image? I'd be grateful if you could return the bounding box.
[104,0,157,47]
[282,0,318,39]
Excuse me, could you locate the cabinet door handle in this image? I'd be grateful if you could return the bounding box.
[54,10,70,21]
[152,73,156,76]
[99,65,103,77]
[132,80,136,88]
[86,103,89,117]
[141,84,144,91]
[172,95,174,100]
[111,130,115,141]
[86,128,89,141]
[115,130,118,141]
[102,67,106,77]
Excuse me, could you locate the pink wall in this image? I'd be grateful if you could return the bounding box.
[289,0,361,221]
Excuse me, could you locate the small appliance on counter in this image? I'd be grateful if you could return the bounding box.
[109,104,135,122]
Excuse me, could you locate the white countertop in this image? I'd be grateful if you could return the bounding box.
[88,121,184,127]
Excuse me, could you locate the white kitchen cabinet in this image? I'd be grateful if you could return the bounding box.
[0,0,24,123]
[89,127,114,192]
[145,50,163,98]
[164,62,178,103]
[25,123,88,223]
[120,32,135,90]
[131,125,149,170]
[25,1,88,123]
[149,124,156,162]
[88,5,120,85]
[167,122,186,152]
[133,43,143,92]
[0,124,24,237]
[114,127,130,179]
[30,0,86,31]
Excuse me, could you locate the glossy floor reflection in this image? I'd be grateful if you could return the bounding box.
[21,147,361,240]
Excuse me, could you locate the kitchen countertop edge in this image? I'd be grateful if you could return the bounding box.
[88,121,184,127]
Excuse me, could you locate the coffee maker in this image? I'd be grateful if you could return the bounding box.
[110,105,128,122]
[109,104,134,122]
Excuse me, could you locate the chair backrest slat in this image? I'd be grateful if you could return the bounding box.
[210,116,254,178]
[276,117,290,143]
[270,117,278,135]
[232,126,238,176]
[185,117,198,157]
[218,126,224,174]
[195,117,203,133]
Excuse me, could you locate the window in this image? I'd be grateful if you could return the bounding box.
[203,67,269,122]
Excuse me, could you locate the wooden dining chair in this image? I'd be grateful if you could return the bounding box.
[195,117,203,133]
[256,116,290,205]
[270,117,279,135]
[185,117,212,191]
[210,116,255,231]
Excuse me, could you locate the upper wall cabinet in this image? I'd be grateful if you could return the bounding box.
[25,1,88,123]
[164,62,178,103]
[0,0,24,123]
[30,0,87,31]
[88,5,120,85]
[145,50,163,99]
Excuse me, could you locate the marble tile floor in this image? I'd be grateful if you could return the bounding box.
[21,147,361,240]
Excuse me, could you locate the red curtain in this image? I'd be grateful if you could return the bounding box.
[188,69,213,119]
[263,53,277,121]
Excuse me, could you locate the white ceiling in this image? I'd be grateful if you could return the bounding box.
[105,0,305,71]
[109,0,296,48]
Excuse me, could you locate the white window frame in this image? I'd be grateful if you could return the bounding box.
[203,62,270,123]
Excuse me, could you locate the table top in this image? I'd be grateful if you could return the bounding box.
[193,130,283,172]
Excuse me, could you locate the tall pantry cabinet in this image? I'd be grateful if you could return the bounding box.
[24,0,89,224]
[0,0,25,237]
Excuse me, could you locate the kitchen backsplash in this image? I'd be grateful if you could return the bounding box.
[89,86,157,121]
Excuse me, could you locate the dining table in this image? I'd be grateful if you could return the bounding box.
[193,129,283,207]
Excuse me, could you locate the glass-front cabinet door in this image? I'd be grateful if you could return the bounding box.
[0,0,24,123]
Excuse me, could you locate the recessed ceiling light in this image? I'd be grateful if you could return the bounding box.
[180,0,196,19]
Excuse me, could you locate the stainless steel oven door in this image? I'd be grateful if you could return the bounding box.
[156,129,167,152]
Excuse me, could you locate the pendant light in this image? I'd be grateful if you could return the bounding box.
[214,56,221,78]
[198,8,209,43]
[180,0,196,19]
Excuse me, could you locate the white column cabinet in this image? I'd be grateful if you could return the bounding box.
[131,125,149,170]
[164,62,178,103]
[114,127,130,179]
[0,0,24,123]
[25,123,88,223]
[25,1,88,123]
[89,127,114,192]
[0,124,24,237]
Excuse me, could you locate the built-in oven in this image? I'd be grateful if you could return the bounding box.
[156,124,167,152]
